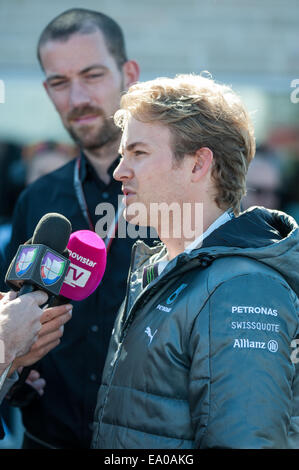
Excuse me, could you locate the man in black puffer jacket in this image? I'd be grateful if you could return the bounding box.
[92,74,299,449]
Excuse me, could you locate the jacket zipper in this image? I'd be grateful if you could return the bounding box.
[119,242,138,337]
[95,243,138,445]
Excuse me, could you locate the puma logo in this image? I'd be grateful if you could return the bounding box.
[144,327,157,345]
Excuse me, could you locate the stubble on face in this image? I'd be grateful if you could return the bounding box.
[66,74,125,151]
[66,105,122,151]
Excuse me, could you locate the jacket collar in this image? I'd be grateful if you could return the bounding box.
[130,207,299,296]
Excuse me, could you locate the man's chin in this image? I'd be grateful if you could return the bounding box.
[67,129,102,150]
[67,125,120,151]
[123,208,148,227]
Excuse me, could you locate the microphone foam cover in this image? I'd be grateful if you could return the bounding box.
[32,213,72,254]
[60,230,107,301]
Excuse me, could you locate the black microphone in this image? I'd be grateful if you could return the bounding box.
[5,213,72,297]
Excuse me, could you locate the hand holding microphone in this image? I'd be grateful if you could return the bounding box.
[5,211,74,370]
[4,214,107,403]
[9,301,73,375]
[3,213,73,388]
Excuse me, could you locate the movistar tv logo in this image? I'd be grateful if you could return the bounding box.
[63,263,91,288]
[68,250,97,268]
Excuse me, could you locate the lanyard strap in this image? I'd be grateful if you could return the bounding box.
[74,156,95,232]
[73,155,124,253]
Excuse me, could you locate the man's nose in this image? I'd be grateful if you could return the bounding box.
[69,80,91,108]
[113,158,134,182]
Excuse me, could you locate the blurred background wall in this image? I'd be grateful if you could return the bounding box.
[0,0,298,144]
[1,0,298,218]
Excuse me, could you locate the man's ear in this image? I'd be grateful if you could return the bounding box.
[191,147,213,182]
[122,60,140,90]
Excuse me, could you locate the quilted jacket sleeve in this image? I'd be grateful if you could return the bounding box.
[188,273,299,449]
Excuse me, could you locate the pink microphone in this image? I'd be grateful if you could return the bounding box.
[60,230,107,301]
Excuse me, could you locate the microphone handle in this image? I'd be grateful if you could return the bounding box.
[18,283,36,296]
[47,295,71,307]
[16,366,31,386]
[15,284,38,384]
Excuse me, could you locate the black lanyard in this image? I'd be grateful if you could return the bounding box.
[73,155,124,253]
[74,156,95,231]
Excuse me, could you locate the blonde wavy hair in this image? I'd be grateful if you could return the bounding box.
[115,74,256,214]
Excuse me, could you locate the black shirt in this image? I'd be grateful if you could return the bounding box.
[2,152,154,448]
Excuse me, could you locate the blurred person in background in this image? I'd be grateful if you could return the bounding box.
[2,8,155,449]
[23,141,77,186]
[280,160,299,224]
[0,142,25,271]
[263,126,299,222]
[241,146,284,211]
[0,141,75,281]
